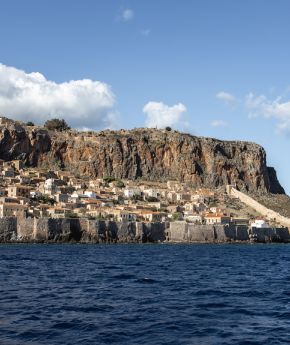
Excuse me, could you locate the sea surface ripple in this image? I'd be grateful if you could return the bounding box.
[1,244,290,344]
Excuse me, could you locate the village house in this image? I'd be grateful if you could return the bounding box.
[43,178,59,195]
[167,205,182,213]
[5,177,19,185]
[250,218,270,229]
[145,201,164,210]
[30,177,46,185]
[138,210,167,222]
[84,199,103,211]
[47,207,71,218]
[184,213,203,223]
[167,191,177,202]
[84,190,97,199]
[204,213,231,225]
[231,217,249,226]
[143,188,159,199]
[56,171,72,183]
[191,194,205,203]
[176,193,193,203]
[2,167,15,178]
[108,208,137,222]
[0,197,20,205]
[68,178,85,189]
[30,204,50,217]
[0,203,28,217]
[18,175,31,185]
[124,188,141,198]
[70,191,89,200]
[15,196,30,205]
[53,193,69,203]
[8,185,32,198]
[157,189,168,199]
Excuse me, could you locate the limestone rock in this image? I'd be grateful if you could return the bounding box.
[0,121,285,194]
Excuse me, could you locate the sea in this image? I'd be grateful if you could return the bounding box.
[1,243,290,345]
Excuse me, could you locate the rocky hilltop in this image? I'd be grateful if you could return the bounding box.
[0,118,285,194]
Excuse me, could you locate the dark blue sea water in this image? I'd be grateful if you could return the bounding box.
[1,244,290,345]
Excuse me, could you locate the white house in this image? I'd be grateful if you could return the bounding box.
[191,194,204,203]
[143,189,159,199]
[84,190,97,199]
[250,219,270,228]
[184,213,203,223]
[176,193,191,202]
[44,178,59,195]
[124,188,141,198]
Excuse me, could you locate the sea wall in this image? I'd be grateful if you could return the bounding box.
[168,222,249,242]
[251,227,290,243]
[0,217,289,243]
[0,217,168,243]
[0,217,17,242]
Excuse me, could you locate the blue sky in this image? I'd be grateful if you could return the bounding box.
[0,0,290,192]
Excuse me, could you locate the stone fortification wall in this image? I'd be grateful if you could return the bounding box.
[251,227,289,243]
[0,217,17,242]
[168,222,250,242]
[136,222,167,243]
[17,217,35,240]
[227,186,290,228]
[0,217,167,243]
[0,217,289,243]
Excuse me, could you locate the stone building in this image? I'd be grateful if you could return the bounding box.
[0,203,27,217]
[8,185,32,198]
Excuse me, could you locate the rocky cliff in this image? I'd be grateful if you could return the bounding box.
[0,119,285,194]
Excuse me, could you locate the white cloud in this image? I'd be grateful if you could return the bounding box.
[0,63,117,130]
[143,101,187,128]
[122,9,134,21]
[210,120,228,128]
[216,91,237,105]
[246,92,290,133]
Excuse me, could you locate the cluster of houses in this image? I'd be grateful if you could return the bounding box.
[0,159,271,228]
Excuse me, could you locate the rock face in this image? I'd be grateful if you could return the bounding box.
[0,121,51,165]
[0,120,285,194]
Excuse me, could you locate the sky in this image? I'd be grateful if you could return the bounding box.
[0,0,290,192]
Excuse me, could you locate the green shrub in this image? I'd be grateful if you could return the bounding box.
[115,180,125,188]
[172,212,183,221]
[103,176,115,183]
[44,118,70,131]
[66,211,79,218]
